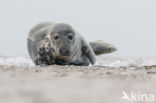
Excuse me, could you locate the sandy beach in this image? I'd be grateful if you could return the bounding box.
[0,0,155,102]
[0,59,156,103]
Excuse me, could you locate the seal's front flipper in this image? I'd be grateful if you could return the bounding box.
[81,40,96,65]
[89,40,117,56]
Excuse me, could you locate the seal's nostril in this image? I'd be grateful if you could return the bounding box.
[66,50,69,54]
[60,49,69,56]
[59,49,62,54]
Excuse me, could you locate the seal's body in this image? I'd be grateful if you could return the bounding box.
[27,22,117,66]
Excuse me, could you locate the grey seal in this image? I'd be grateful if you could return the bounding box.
[27,21,117,66]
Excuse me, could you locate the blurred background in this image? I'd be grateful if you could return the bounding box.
[0,0,155,57]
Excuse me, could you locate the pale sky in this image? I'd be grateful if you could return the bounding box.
[0,0,156,57]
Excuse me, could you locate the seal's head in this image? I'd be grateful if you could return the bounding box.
[50,23,77,58]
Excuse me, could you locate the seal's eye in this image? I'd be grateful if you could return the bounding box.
[68,35,73,40]
[54,36,59,40]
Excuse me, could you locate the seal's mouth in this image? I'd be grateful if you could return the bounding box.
[56,54,69,59]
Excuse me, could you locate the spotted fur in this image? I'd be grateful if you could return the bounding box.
[27,22,116,66]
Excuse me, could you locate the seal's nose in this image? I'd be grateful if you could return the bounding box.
[59,48,69,56]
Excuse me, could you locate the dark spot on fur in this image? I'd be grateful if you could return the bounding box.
[36,47,54,65]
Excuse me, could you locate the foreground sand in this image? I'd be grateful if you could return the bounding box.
[0,65,156,103]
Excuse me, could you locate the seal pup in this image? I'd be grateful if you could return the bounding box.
[27,22,117,66]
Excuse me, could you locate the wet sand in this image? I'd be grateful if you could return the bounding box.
[0,65,156,103]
